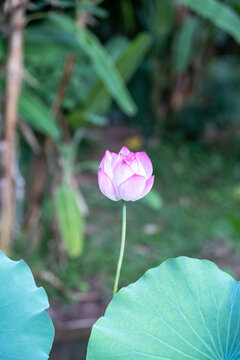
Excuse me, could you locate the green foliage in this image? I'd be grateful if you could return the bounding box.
[172,17,199,74]
[228,213,240,240]
[176,58,240,136]
[87,256,240,359]
[68,112,108,128]
[18,92,61,140]
[25,11,151,122]
[111,33,152,82]
[0,250,54,359]
[176,0,240,44]
[54,184,85,257]
[69,32,152,126]
[141,188,163,210]
[130,0,240,134]
[144,0,175,38]
[25,24,77,64]
[78,2,109,18]
[76,28,137,116]
[46,12,137,116]
[0,35,6,60]
[14,4,152,264]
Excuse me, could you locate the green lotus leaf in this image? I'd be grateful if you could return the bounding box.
[87,256,240,359]
[0,251,54,359]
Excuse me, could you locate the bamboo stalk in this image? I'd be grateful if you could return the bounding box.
[0,0,26,253]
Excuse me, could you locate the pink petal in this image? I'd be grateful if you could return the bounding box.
[112,153,124,171]
[135,175,155,200]
[98,168,119,201]
[129,155,146,177]
[135,152,153,178]
[119,146,131,156]
[100,150,116,179]
[127,155,139,174]
[113,160,134,189]
[118,174,146,201]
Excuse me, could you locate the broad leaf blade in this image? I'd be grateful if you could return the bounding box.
[69,33,152,124]
[25,19,78,64]
[54,184,84,257]
[46,13,138,116]
[68,111,108,128]
[176,0,240,44]
[0,251,54,359]
[87,257,240,359]
[19,92,61,140]
[85,33,152,115]
[77,29,137,116]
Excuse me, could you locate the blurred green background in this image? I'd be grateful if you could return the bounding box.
[1,0,240,357]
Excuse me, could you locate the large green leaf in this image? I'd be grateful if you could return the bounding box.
[77,29,137,116]
[25,24,77,64]
[54,184,84,257]
[47,13,137,116]
[68,33,152,126]
[0,251,54,359]
[176,0,240,44]
[18,92,61,140]
[87,256,240,359]
[86,33,152,114]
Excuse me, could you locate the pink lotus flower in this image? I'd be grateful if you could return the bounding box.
[98,146,154,201]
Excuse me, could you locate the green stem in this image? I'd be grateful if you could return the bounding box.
[113,200,127,296]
